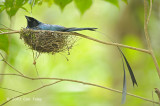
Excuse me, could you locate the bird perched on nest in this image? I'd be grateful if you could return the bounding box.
[25,16,97,32]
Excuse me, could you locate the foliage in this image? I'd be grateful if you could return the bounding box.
[0,0,127,18]
[54,0,72,10]
[74,0,92,14]
[105,0,119,8]
[2,0,28,18]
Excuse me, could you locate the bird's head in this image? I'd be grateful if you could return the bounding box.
[25,16,41,28]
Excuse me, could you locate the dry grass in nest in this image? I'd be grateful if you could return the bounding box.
[20,28,77,54]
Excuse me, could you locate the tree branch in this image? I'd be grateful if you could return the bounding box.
[0,52,24,76]
[0,87,24,94]
[0,30,150,54]
[0,30,20,35]
[71,32,150,54]
[0,54,7,83]
[144,0,160,78]
[0,80,62,106]
[0,5,160,105]
[155,88,160,105]
[0,73,159,105]
[147,0,152,24]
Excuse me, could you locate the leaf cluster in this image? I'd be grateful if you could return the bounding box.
[0,0,128,18]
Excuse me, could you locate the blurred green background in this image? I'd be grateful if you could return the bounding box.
[0,0,160,106]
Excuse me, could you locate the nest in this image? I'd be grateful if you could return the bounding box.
[20,28,77,54]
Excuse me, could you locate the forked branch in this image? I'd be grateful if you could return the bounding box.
[0,73,160,106]
[144,0,160,78]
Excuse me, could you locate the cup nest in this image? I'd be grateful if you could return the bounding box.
[20,28,77,54]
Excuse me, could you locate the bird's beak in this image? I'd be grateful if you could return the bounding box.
[25,16,30,21]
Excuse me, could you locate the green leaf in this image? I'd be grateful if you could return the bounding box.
[105,0,119,8]
[0,5,5,13]
[0,35,9,54]
[122,0,128,4]
[54,0,72,10]
[5,0,28,18]
[21,7,29,13]
[74,0,92,14]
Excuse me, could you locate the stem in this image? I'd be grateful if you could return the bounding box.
[144,0,160,78]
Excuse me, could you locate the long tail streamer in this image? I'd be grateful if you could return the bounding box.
[95,31,138,103]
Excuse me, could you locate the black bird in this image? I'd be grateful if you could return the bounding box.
[25,16,97,32]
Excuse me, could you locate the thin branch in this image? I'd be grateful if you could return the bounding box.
[0,30,150,54]
[147,0,152,24]
[0,30,4,33]
[144,0,160,78]
[0,24,15,31]
[0,28,14,31]
[155,88,160,105]
[152,90,155,106]
[0,52,24,76]
[2,60,24,76]
[0,73,159,105]
[0,87,24,94]
[71,32,150,54]
[0,54,7,83]
[0,30,19,35]
[0,80,62,106]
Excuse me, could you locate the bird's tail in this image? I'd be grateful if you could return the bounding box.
[62,28,97,32]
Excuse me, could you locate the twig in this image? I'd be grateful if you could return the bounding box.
[71,32,150,54]
[0,54,7,83]
[147,0,152,24]
[155,88,160,105]
[0,80,62,106]
[0,73,159,105]
[0,87,24,94]
[0,52,24,76]
[0,30,4,33]
[0,30,20,35]
[144,0,160,78]
[0,28,13,31]
[0,30,150,54]
[152,90,155,106]
[0,24,14,31]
